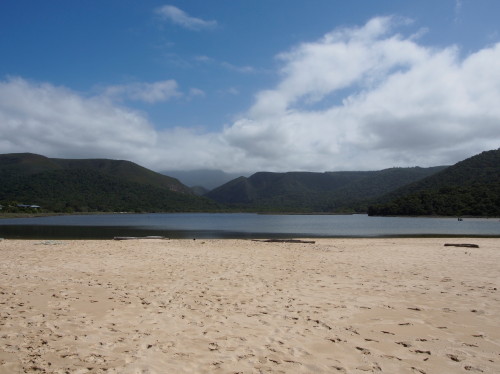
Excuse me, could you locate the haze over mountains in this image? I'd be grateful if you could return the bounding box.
[162,169,247,190]
[1,149,498,216]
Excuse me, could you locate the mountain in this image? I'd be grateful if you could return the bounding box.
[0,153,191,193]
[205,167,447,213]
[0,153,219,213]
[6,150,495,216]
[161,169,248,190]
[368,149,500,216]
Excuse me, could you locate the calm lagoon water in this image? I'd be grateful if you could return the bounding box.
[0,213,499,239]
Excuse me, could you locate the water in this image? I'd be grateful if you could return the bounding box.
[0,213,498,239]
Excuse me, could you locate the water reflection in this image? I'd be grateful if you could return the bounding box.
[0,224,295,240]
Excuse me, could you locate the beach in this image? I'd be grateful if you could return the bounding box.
[0,238,498,373]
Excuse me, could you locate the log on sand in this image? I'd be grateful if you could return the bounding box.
[444,243,479,248]
[252,239,315,244]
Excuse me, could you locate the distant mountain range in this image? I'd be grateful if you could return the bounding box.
[0,153,218,213]
[368,149,500,216]
[205,167,447,213]
[1,149,498,216]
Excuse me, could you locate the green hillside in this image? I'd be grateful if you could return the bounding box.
[0,153,218,213]
[0,153,63,175]
[368,149,500,217]
[0,153,191,193]
[205,167,446,213]
[5,150,495,216]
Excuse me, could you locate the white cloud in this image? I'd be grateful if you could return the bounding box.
[188,88,205,98]
[0,77,158,160]
[265,17,425,112]
[103,80,181,103]
[222,16,500,171]
[1,17,500,173]
[0,77,234,170]
[156,5,217,31]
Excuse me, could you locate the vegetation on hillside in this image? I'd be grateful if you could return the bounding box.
[368,149,500,216]
[2,149,498,216]
[0,153,190,193]
[205,167,447,213]
[0,154,219,213]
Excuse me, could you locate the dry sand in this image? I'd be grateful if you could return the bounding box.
[0,238,499,373]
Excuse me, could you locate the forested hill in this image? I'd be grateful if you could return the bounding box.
[0,153,191,193]
[205,166,446,213]
[0,153,218,213]
[368,149,500,217]
[4,150,496,215]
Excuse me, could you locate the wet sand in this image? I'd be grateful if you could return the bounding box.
[0,238,499,373]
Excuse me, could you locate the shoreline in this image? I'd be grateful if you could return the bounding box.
[2,235,500,241]
[1,238,499,373]
[2,211,500,220]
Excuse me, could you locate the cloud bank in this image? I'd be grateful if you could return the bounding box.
[0,77,158,161]
[223,16,500,170]
[1,17,499,173]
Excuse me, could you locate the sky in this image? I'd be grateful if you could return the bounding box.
[1,0,499,173]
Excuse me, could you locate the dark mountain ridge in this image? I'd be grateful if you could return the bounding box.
[368,149,500,216]
[3,149,497,216]
[0,153,191,193]
[0,153,217,213]
[205,166,447,213]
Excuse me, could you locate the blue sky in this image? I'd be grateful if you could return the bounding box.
[1,0,499,172]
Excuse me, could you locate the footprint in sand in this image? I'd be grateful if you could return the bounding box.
[464,365,484,372]
[396,341,412,348]
[446,353,463,362]
[355,346,371,355]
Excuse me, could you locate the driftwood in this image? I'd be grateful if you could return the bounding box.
[444,243,479,248]
[114,236,167,240]
[252,239,316,244]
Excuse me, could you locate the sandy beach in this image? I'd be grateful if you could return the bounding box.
[0,238,498,373]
